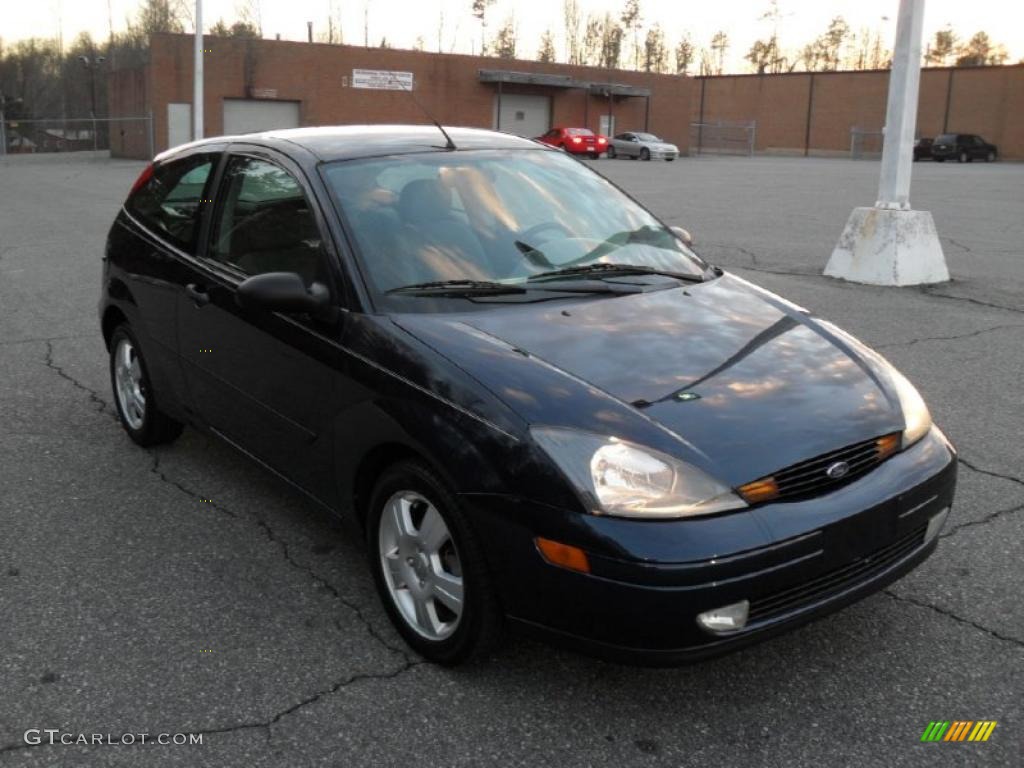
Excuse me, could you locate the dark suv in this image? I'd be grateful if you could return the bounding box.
[931,133,998,163]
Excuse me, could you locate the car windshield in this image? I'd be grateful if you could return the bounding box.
[634,133,662,142]
[321,149,706,306]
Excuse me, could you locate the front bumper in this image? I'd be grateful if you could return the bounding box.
[465,427,956,664]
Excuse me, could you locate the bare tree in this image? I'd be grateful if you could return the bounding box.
[955,31,1007,66]
[643,24,667,73]
[620,0,642,70]
[472,0,496,55]
[563,0,582,65]
[537,29,557,63]
[493,16,517,59]
[709,30,729,75]
[600,13,624,69]
[924,26,956,66]
[236,0,263,38]
[674,34,695,75]
[582,13,603,66]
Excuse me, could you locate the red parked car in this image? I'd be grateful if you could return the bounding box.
[536,127,607,158]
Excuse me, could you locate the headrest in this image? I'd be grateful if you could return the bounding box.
[398,178,452,225]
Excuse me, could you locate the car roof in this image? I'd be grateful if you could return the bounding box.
[157,124,544,163]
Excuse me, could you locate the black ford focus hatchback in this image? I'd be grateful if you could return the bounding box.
[100,125,956,664]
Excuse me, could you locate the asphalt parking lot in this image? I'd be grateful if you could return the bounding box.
[1,150,1021,767]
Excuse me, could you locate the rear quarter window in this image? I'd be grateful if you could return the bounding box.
[126,153,218,252]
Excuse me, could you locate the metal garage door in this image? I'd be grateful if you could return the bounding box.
[493,94,550,139]
[223,99,301,136]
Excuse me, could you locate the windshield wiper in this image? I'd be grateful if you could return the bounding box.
[527,262,705,283]
[387,279,526,296]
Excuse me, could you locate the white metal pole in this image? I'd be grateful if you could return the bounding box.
[193,0,204,140]
[875,0,925,210]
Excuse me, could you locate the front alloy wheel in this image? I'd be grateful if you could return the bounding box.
[367,461,502,664]
[378,490,464,641]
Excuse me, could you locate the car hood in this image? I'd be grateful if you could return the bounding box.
[392,274,903,485]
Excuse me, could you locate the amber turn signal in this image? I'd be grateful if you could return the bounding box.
[737,477,780,504]
[876,433,900,460]
[535,537,591,574]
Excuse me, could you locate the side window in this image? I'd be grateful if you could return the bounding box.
[127,153,216,251]
[972,136,985,146]
[209,156,324,284]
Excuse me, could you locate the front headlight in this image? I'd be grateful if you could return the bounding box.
[531,428,747,519]
[888,365,932,448]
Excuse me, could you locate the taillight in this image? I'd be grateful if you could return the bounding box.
[572,136,582,144]
[597,137,607,144]
[129,163,155,196]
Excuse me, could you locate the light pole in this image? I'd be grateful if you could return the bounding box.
[824,0,948,286]
[79,56,107,151]
[194,0,204,140]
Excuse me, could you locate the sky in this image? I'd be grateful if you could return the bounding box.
[3,0,1022,73]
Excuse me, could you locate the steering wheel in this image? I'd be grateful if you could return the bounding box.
[518,221,572,243]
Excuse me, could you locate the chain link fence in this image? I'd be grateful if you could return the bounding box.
[1,116,153,158]
[689,120,757,156]
[849,126,885,160]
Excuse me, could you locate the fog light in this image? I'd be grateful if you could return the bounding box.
[696,599,749,633]
[925,507,950,542]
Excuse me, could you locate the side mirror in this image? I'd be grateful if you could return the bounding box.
[671,226,695,247]
[236,272,331,317]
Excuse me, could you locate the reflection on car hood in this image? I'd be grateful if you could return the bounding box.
[393,274,903,483]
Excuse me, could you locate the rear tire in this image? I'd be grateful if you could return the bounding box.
[640,148,651,161]
[367,460,503,665]
[958,150,969,163]
[606,146,616,159]
[935,157,945,163]
[109,324,184,447]
[986,150,996,162]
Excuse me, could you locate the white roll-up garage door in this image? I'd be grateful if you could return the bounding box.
[223,99,301,136]
[493,94,551,139]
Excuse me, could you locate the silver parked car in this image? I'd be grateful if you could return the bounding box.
[607,132,679,161]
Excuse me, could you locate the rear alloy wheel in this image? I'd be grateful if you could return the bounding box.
[640,147,651,161]
[986,150,996,162]
[958,150,969,163]
[606,145,616,159]
[368,461,502,664]
[109,324,183,447]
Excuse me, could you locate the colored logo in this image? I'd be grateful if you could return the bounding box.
[825,461,850,479]
[921,721,997,742]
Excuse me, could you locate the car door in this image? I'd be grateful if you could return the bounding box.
[175,146,345,504]
[117,147,224,416]
[970,135,987,159]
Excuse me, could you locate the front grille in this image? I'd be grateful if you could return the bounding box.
[739,434,899,504]
[748,525,927,623]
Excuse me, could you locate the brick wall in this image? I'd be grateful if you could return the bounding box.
[692,64,1024,159]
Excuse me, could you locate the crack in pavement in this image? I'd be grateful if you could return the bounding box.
[958,457,1024,489]
[942,502,1024,541]
[0,659,427,756]
[919,285,1024,316]
[147,450,414,660]
[874,323,1024,349]
[941,237,973,254]
[882,590,1024,649]
[2,333,95,348]
[43,339,114,416]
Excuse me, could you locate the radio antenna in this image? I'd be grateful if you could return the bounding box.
[388,73,456,150]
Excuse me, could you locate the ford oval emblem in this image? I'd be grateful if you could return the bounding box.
[826,461,850,479]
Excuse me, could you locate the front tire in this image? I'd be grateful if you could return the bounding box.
[986,150,996,162]
[958,150,969,163]
[606,145,616,159]
[368,460,502,664]
[109,324,183,447]
[640,147,651,161]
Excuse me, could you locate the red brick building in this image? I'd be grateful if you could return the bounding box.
[109,33,693,159]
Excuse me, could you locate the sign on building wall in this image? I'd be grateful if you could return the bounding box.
[352,69,414,91]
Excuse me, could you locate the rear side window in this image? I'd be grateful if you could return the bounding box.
[126,154,217,251]
[936,134,956,144]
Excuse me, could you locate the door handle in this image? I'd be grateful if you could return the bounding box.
[185,283,210,307]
